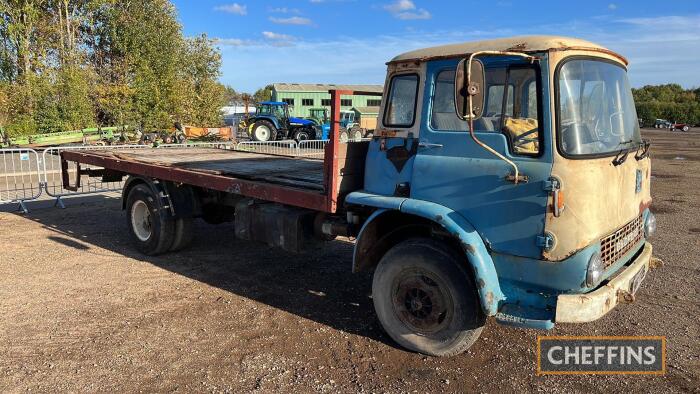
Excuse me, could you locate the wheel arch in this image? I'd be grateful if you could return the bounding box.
[121,176,199,219]
[353,205,505,316]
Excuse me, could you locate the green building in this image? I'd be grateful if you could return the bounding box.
[271,83,384,118]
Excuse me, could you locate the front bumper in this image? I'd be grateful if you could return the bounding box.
[555,243,653,323]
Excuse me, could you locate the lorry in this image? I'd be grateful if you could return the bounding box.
[59,36,659,357]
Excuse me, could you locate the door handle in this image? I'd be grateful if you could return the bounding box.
[418,141,443,149]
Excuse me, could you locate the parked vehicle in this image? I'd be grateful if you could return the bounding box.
[670,122,690,132]
[654,119,672,129]
[1,126,124,148]
[61,36,658,357]
[244,101,318,142]
[306,108,329,126]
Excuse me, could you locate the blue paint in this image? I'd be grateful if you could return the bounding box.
[363,137,416,196]
[345,53,649,329]
[411,56,553,259]
[400,199,505,315]
[345,191,405,210]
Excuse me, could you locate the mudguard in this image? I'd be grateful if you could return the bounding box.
[347,192,505,315]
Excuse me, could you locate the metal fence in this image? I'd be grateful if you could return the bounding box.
[42,145,150,208]
[236,140,299,156]
[0,149,43,213]
[0,138,369,212]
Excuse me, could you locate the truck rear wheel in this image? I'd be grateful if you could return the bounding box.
[372,238,485,356]
[125,184,175,255]
[170,218,194,252]
[252,120,277,142]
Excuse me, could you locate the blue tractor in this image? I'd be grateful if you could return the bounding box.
[246,102,319,142]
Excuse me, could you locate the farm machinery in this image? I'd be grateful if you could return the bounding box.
[0,126,126,148]
[242,101,319,142]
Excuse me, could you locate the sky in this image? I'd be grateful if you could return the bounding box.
[171,0,700,93]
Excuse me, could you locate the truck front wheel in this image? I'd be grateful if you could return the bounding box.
[125,184,175,255]
[372,238,485,356]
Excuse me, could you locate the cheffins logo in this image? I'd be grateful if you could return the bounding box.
[537,336,666,375]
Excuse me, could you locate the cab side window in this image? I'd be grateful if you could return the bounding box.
[384,74,419,127]
[502,68,540,155]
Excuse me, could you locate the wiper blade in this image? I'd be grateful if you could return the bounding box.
[612,149,630,166]
[635,140,651,161]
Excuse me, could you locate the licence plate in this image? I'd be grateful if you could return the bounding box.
[630,267,647,295]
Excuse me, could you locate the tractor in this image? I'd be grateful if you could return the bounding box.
[245,102,318,142]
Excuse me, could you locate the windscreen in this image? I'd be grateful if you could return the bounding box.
[558,59,641,157]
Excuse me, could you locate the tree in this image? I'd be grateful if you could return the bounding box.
[253,84,274,103]
[0,0,231,137]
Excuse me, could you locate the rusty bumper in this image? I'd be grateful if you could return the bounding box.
[555,243,653,323]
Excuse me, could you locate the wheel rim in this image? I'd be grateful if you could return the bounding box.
[255,125,270,141]
[391,270,453,334]
[297,132,309,141]
[131,200,153,242]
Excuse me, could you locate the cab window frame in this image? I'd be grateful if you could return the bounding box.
[554,55,637,160]
[427,63,544,157]
[501,63,545,157]
[383,73,420,128]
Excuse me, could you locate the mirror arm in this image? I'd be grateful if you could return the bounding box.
[465,51,537,185]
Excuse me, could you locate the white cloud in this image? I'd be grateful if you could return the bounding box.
[269,7,301,14]
[215,38,250,47]
[396,9,431,20]
[383,0,431,20]
[217,15,700,92]
[214,3,247,15]
[384,0,414,13]
[262,31,294,41]
[608,3,617,10]
[269,16,313,25]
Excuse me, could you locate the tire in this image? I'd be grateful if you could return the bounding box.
[252,120,277,142]
[339,129,349,143]
[170,218,194,252]
[350,127,363,141]
[125,184,175,255]
[372,238,485,356]
[293,128,315,142]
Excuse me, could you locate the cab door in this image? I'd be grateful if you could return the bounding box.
[410,58,553,259]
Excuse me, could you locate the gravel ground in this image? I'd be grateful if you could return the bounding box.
[0,129,698,393]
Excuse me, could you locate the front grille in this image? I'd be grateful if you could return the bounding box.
[600,213,644,269]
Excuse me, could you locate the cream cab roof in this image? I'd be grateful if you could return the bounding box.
[389,35,625,64]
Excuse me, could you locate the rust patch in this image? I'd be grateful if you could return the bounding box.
[639,199,653,213]
[462,242,476,254]
[485,291,495,308]
[477,278,485,289]
[506,42,528,51]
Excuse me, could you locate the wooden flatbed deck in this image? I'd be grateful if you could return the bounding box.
[91,148,325,191]
[60,89,375,213]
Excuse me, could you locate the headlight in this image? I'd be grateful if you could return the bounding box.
[586,252,604,287]
[644,211,657,239]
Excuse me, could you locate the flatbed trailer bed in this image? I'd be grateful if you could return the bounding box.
[60,147,337,211]
[61,90,373,213]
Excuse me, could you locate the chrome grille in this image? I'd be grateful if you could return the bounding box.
[600,213,644,269]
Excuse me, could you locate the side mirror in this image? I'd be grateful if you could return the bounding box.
[455,58,485,120]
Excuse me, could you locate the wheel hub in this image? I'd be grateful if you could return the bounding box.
[392,273,452,333]
[131,200,153,242]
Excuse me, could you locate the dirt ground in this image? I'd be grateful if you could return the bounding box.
[1,129,698,393]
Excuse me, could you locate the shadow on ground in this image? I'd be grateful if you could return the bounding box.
[8,194,395,347]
